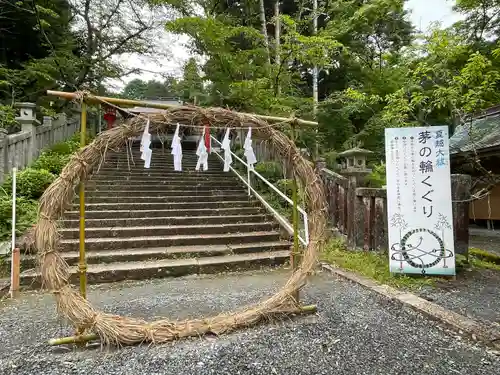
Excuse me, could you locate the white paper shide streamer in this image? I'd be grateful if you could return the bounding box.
[221,128,232,172]
[244,127,257,169]
[140,119,152,168]
[195,127,208,171]
[171,123,183,171]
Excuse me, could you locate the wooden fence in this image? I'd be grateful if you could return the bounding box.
[318,164,471,254]
[0,102,81,182]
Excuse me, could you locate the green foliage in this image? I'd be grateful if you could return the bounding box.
[31,152,70,175]
[366,162,386,188]
[31,136,84,174]
[276,178,294,196]
[122,77,179,100]
[0,136,80,243]
[254,161,282,183]
[322,151,339,170]
[3,168,55,200]
[0,105,17,129]
[48,140,80,155]
[468,248,500,266]
[69,131,93,146]
[0,197,38,241]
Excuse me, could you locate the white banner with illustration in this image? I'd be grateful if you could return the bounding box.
[385,126,455,276]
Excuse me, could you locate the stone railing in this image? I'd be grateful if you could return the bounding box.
[0,102,81,182]
[317,161,471,254]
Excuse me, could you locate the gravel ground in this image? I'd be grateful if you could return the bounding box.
[418,268,500,326]
[1,269,499,375]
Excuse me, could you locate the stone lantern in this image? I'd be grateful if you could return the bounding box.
[338,147,373,173]
[338,147,373,187]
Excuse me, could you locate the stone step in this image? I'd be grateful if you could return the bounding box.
[105,152,218,158]
[60,231,282,251]
[72,200,257,211]
[85,181,242,188]
[96,169,230,176]
[103,158,221,166]
[64,207,264,220]
[94,173,232,180]
[85,189,246,197]
[102,161,221,168]
[61,214,270,228]
[80,194,249,204]
[21,241,291,268]
[90,175,236,183]
[21,251,290,286]
[60,222,278,239]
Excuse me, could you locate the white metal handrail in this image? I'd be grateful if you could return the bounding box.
[210,135,309,246]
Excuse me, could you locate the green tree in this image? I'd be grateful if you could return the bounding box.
[177,58,204,104]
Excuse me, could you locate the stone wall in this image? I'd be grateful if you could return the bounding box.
[0,102,81,182]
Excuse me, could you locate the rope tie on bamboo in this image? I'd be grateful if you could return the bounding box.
[40,248,57,257]
[143,324,155,342]
[74,156,89,170]
[39,212,52,221]
[72,90,90,104]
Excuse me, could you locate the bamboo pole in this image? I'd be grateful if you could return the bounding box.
[10,167,19,298]
[46,90,318,127]
[312,0,319,158]
[48,333,99,346]
[79,102,87,299]
[290,121,300,303]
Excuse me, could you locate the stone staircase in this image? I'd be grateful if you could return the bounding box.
[21,144,291,286]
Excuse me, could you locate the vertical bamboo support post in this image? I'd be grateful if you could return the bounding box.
[10,167,19,298]
[78,102,87,299]
[290,121,300,303]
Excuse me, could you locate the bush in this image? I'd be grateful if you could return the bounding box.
[254,161,282,182]
[322,150,339,170]
[254,161,283,192]
[31,152,71,175]
[0,196,38,240]
[0,105,17,129]
[276,178,294,196]
[70,131,93,146]
[48,140,80,155]
[366,162,386,188]
[3,168,56,200]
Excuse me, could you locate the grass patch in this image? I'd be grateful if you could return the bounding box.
[456,250,500,271]
[469,248,500,266]
[321,241,500,291]
[321,239,437,290]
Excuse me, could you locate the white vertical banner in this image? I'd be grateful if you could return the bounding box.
[385,126,455,276]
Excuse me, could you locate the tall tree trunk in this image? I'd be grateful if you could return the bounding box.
[312,0,319,158]
[258,0,271,70]
[274,0,281,96]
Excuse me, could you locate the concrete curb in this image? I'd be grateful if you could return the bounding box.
[321,262,500,350]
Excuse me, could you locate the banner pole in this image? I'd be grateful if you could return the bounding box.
[79,102,87,299]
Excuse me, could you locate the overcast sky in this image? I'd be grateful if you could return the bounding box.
[108,0,463,91]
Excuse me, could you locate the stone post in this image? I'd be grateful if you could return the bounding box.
[43,116,54,148]
[451,174,472,257]
[315,157,326,172]
[14,102,40,164]
[0,128,8,182]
